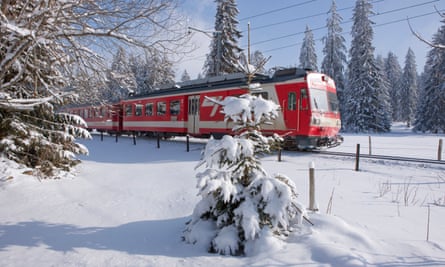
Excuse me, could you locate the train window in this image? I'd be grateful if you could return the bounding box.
[135,104,142,116]
[300,89,309,110]
[157,101,166,116]
[309,88,329,111]
[253,92,268,99]
[170,100,180,115]
[288,92,296,110]
[125,104,132,116]
[145,103,153,116]
[83,109,88,118]
[101,107,106,117]
[188,98,199,115]
[328,92,340,112]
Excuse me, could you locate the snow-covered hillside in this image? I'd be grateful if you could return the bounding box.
[1,127,444,266]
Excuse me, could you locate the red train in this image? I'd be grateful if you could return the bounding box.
[67,68,343,149]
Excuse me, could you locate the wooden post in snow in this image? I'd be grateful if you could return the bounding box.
[355,144,360,171]
[308,161,318,211]
[186,135,190,152]
[368,136,372,155]
[438,139,443,161]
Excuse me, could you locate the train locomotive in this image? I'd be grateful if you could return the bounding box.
[67,68,343,150]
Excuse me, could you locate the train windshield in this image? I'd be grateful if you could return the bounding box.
[309,88,339,112]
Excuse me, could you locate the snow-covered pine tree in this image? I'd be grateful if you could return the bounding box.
[398,48,418,127]
[204,0,243,77]
[344,0,391,133]
[105,47,137,102]
[181,70,191,82]
[239,51,268,74]
[414,19,445,133]
[384,52,403,121]
[0,0,189,177]
[183,81,306,256]
[376,55,392,128]
[321,0,347,128]
[299,25,318,71]
[144,52,175,92]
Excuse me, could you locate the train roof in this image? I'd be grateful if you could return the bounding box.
[127,68,309,99]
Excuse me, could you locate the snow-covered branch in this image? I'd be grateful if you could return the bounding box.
[408,16,445,49]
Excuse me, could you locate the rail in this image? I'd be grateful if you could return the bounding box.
[311,150,445,165]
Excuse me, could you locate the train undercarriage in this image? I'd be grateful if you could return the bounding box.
[283,134,344,150]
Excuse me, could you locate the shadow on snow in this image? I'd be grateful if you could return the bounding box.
[0,217,208,257]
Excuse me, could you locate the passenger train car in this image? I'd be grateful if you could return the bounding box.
[67,68,343,149]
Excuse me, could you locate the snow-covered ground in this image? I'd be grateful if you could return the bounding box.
[1,125,445,266]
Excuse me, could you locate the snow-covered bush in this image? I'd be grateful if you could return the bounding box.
[183,93,307,256]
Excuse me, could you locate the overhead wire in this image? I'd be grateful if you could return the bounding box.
[248,0,385,32]
[246,0,441,48]
[239,0,316,21]
[261,9,445,54]
[183,1,443,63]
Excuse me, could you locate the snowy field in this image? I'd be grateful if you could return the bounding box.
[1,125,445,267]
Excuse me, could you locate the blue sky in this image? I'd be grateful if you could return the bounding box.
[178,0,444,79]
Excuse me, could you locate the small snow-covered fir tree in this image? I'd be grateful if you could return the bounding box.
[181,70,191,82]
[183,82,306,256]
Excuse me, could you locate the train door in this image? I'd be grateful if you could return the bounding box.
[283,87,309,132]
[187,95,200,134]
[284,91,298,130]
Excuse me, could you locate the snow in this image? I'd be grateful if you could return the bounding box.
[1,125,445,266]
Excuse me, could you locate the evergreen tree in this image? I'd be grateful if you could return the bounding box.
[384,52,403,121]
[239,50,268,74]
[129,50,175,94]
[398,48,418,127]
[299,25,318,71]
[321,0,347,127]
[344,0,391,132]
[143,52,175,92]
[183,80,306,256]
[204,0,243,77]
[414,20,445,133]
[105,47,136,102]
[181,70,191,82]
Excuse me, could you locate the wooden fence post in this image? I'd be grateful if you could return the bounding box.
[368,136,372,155]
[115,133,118,143]
[186,135,190,152]
[157,133,160,149]
[308,161,318,211]
[438,139,443,161]
[278,147,282,162]
[133,131,136,145]
[100,131,103,141]
[355,144,360,171]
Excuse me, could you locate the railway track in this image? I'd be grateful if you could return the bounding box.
[311,150,445,165]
